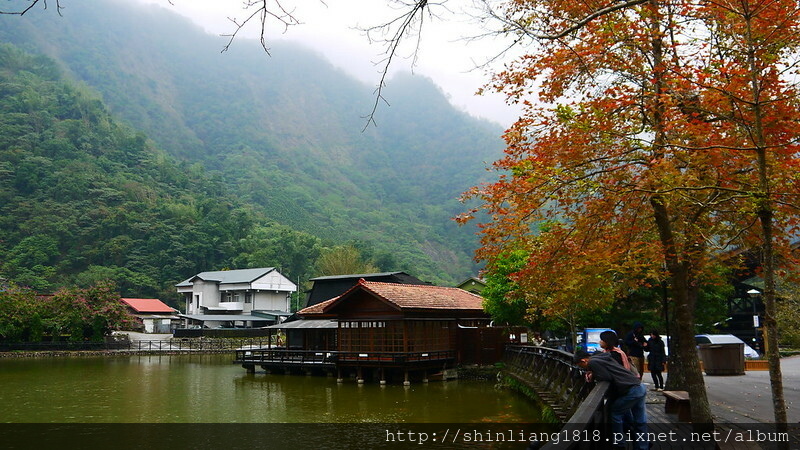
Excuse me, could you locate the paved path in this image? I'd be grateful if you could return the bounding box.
[702,355,800,424]
[640,356,800,449]
[641,355,800,424]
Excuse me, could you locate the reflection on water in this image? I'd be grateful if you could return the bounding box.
[0,354,543,423]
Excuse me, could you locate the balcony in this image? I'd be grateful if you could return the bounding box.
[218,301,244,311]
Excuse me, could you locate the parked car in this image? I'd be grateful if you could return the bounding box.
[695,334,759,358]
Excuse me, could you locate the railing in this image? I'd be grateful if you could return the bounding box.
[505,345,591,419]
[235,349,332,365]
[504,345,610,449]
[234,348,455,367]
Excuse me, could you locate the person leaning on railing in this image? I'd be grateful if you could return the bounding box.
[573,349,649,450]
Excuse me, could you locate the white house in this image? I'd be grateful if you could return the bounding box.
[175,267,296,328]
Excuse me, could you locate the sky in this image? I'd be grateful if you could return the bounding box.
[132,0,523,127]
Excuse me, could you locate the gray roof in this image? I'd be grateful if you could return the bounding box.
[251,310,293,319]
[308,272,405,281]
[176,268,276,287]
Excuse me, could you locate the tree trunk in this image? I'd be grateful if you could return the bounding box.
[651,197,714,426]
[744,10,788,437]
[645,0,713,426]
[755,151,788,440]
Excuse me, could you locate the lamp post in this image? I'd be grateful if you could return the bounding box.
[747,288,761,354]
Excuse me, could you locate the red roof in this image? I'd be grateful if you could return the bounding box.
[359,281,485,310]
[299,280,485,316]
[297,296,339,315]
[121,298,176,313]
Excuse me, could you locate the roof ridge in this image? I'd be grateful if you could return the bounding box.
[363,280,475,292]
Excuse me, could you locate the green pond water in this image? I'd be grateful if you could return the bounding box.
[0,354,544,424]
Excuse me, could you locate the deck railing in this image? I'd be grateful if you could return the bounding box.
[234,348,455,367]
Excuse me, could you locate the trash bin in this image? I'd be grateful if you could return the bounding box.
[698,343,745,375]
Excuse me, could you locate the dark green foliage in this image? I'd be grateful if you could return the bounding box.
[482,249,531,327]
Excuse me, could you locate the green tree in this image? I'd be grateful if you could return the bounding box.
[776,284,800,348]
[481,249,531,327]
[315,244,379,277]
[0,283,37,342]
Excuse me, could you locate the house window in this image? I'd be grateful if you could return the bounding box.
[245,292,252,304]
[223,292,242,302]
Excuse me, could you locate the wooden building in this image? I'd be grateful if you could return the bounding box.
[235,279,498,383]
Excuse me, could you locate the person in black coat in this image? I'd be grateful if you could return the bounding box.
[625,322,647,379]
[646,330,666,391]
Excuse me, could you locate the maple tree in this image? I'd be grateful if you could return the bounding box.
[687,0,800,431]
[460,0,800,427]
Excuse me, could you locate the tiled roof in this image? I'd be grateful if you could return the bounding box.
[300,280,485,316]
[359,281,485,310]
[121,298,176,313]
[297,296,339,316]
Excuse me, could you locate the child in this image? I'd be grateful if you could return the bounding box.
[600,331,628,365]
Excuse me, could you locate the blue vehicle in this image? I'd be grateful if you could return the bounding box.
[578,328,615,353]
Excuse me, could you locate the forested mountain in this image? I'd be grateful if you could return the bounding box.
[0,0,504,298]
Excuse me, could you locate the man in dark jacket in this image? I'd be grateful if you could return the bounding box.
[574,350,649,449]
[625,322,647,379]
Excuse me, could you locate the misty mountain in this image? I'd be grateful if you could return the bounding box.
[0,0,504,286]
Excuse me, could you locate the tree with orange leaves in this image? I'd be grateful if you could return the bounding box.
[683,0,800,432]
[460,0,800,428]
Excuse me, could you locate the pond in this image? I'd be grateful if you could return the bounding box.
[0,354,544,424]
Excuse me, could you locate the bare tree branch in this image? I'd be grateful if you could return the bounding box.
[217,0,439,130]
[0,0,63,16]
[220,0,306,54]
[358,0,438,130]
